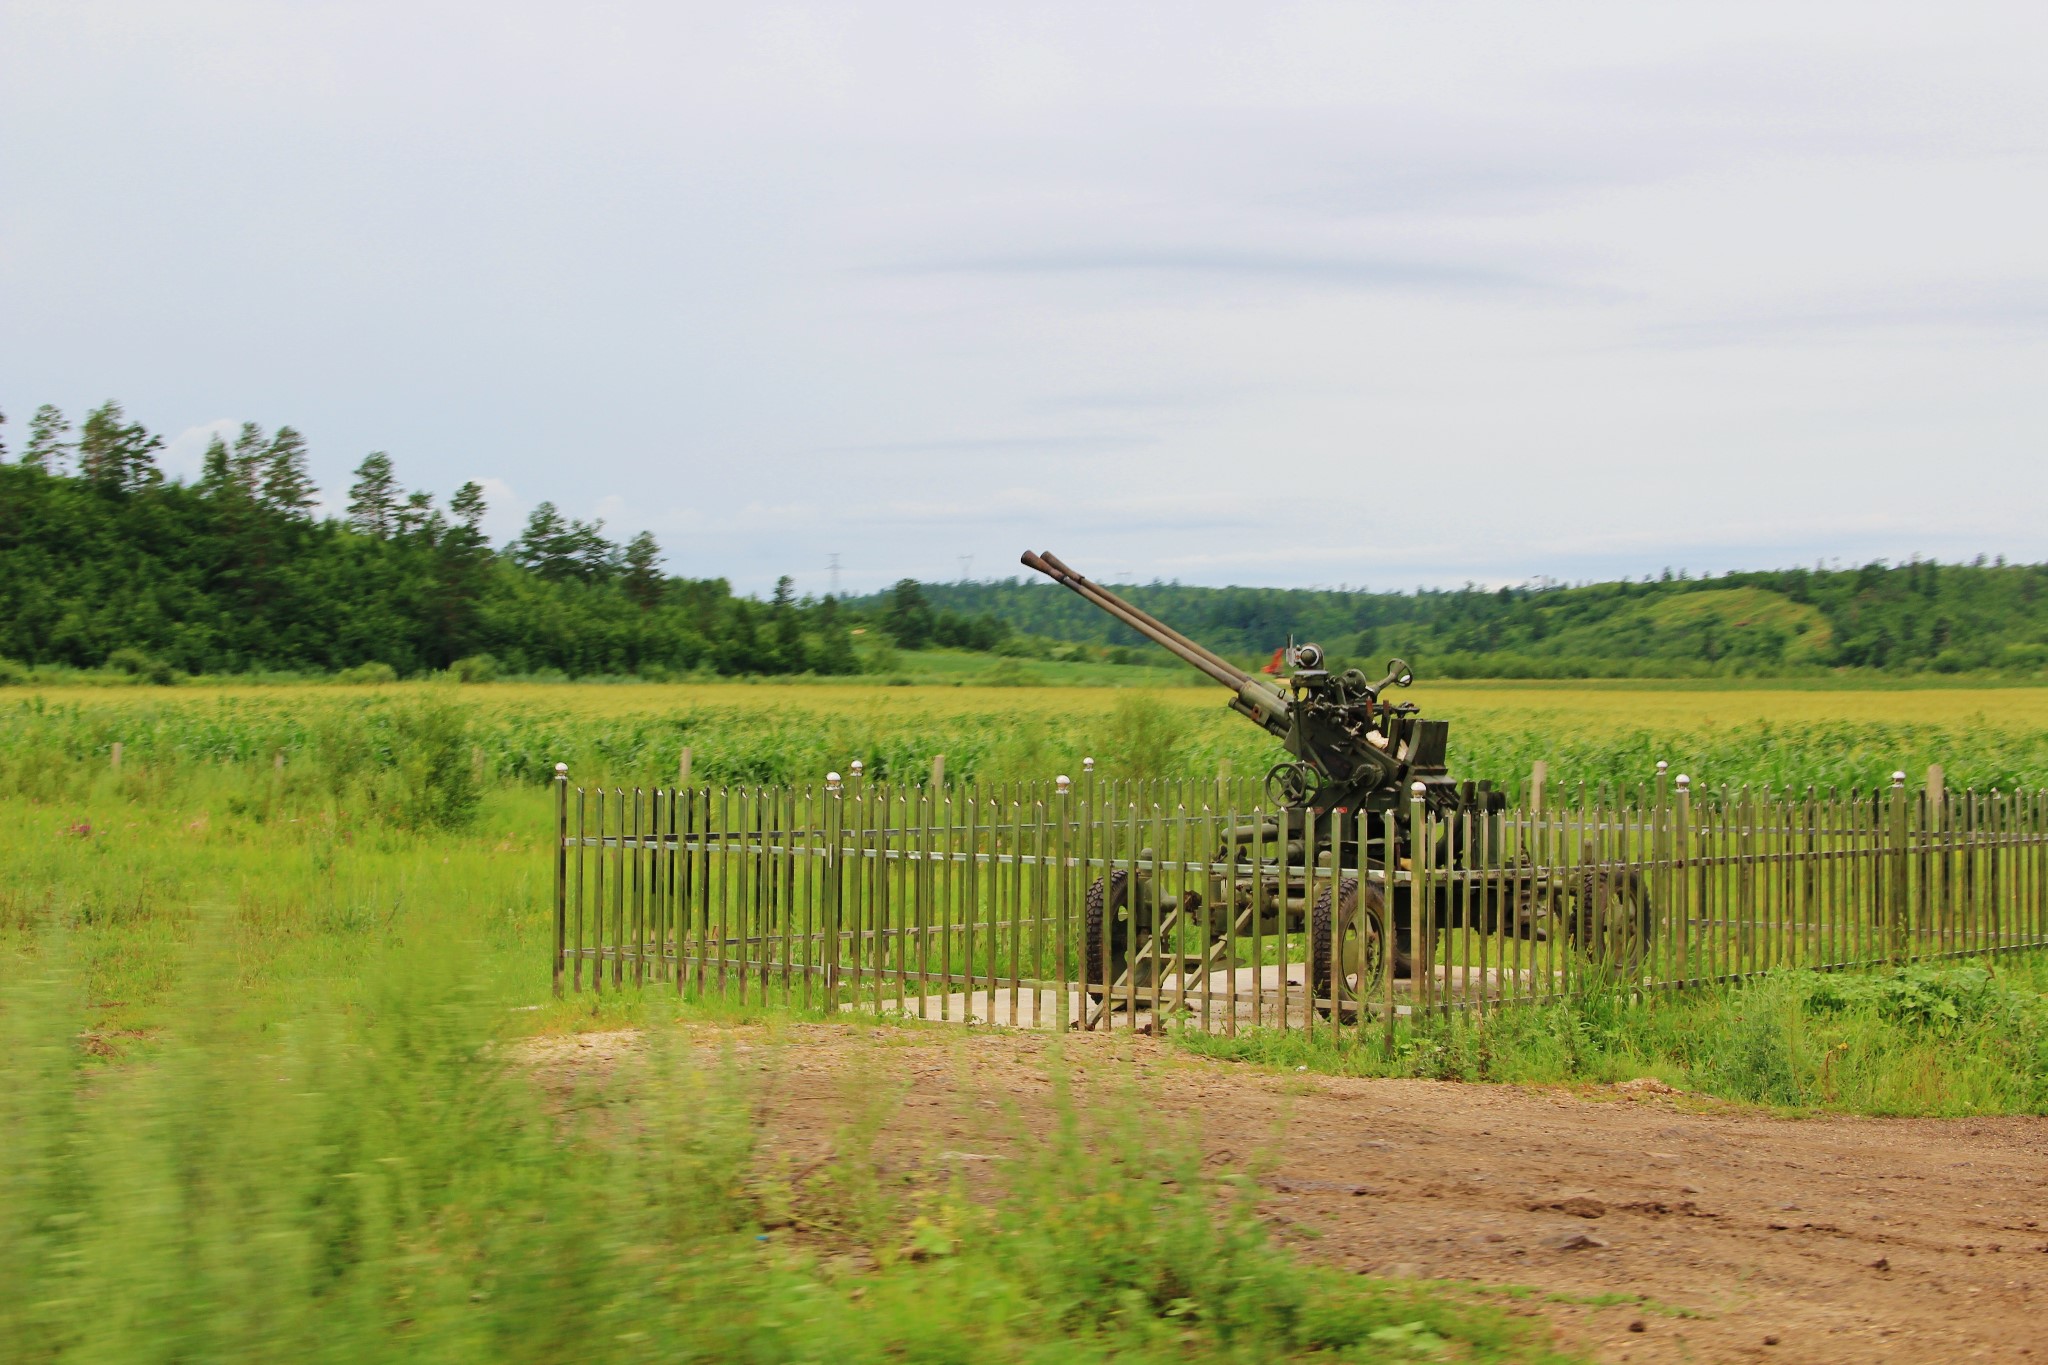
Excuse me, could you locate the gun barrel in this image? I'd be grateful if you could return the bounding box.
[1038,552,1269,689]
[1020,551,1291,727]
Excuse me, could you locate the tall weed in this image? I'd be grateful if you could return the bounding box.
[1183,957,2048,1116]
[0,921,1558,1362]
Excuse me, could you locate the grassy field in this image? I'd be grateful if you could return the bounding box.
[6,679,2048,1359]
[1,778,1569,1363]
[13,676,2048,793]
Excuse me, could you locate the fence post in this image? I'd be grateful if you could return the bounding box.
[1056,772,1071,1032]
[679,745,692,790]
[110,741,123,773]
[824,771,844,1003]
[1082,757,1097,1029]
[553,762,569,998]
[1888,771,1909,963]
[1673,774,1691,985]
[1926,763,1945,951]
[1653,761,1669,985]
[930,753,945,790]
[1530,760,1547,815]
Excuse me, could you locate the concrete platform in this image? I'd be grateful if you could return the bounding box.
[841,962,1553,1030]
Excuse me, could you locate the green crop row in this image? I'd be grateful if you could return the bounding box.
[4,691,2046,832]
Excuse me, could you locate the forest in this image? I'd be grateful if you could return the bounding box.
[5,399,2046,681]
[898,558,2048,679]
[0,402,895,678]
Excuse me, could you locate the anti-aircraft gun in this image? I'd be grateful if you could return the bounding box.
[1020,551,1650,1017]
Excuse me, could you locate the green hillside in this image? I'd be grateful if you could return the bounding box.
[873,560,2048,680]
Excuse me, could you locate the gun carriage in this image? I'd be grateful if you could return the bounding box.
[1019,551,1652,1018]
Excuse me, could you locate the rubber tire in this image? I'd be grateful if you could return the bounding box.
[1570,866,1654,973]
[1309,876,1403,1011]
[1084,871,1131,999]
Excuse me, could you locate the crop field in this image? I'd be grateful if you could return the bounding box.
[6,679,2048,1360]
[16,678,2048,792]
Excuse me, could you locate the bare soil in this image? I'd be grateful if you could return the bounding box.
[526,1024,2048,1363]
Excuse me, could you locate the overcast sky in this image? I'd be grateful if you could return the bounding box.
[3,3,2043,596]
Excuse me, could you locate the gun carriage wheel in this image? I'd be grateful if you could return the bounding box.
[1566,860,1653,973]
[1307,876,1398,1019]
[1083,870,1132,999]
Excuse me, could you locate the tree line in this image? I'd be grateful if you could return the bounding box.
[8,400,2041,680]
[882,559,2048,678]
[0,401,889,678]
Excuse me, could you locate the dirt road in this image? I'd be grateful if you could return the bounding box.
[529,1025,2048,1363]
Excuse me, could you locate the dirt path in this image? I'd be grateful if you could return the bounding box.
[528,1025,2048,1363]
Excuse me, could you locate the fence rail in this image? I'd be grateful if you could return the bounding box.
[549,762,2048,1036]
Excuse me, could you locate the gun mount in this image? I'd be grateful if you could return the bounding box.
[1020,550,1650,1018]
[1020,550,1455,813]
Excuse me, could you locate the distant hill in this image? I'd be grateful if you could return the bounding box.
[857,562,2048,679]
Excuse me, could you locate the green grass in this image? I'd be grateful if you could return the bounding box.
[0,726,1570,1363]
[7,680,2047,1356]
[1178,956,2048,1115]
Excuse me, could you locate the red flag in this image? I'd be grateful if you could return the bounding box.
[1260,647,1286,675]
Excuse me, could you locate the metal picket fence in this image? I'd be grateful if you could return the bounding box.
[549,759,2048,1035]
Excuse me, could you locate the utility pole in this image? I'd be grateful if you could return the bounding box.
[828,553,841,598]
[957,554,973,581]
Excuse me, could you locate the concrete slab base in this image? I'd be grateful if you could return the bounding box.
[841,962,1556,1030]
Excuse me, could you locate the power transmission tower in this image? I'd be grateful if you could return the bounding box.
[827,553,841,598]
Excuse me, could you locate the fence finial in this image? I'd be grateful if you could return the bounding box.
[1675,773,1690,791]
[1891,770,1907,787]
[1656,760,1668,775]
[826,771,842,794]
[554,762,568,778]
[1056,773,1071,795]
[850,759,864,779]
[1082,756,1094,774]
[1410,780,1426,798]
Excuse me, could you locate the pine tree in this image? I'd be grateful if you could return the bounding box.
[230,422,268,495]
[512,502,612,580]
[23,405,71,472]
[768,574,808,672]
[260,426,316,517]
[347,453,400,537]
[76,401,163,493]
[198,433,234,494]
[622,532,664,609]
[429,481,493,665]
[569,519,617,581]
[448,480,487,537]
[514,502,571,578]
[396,490,439,539]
